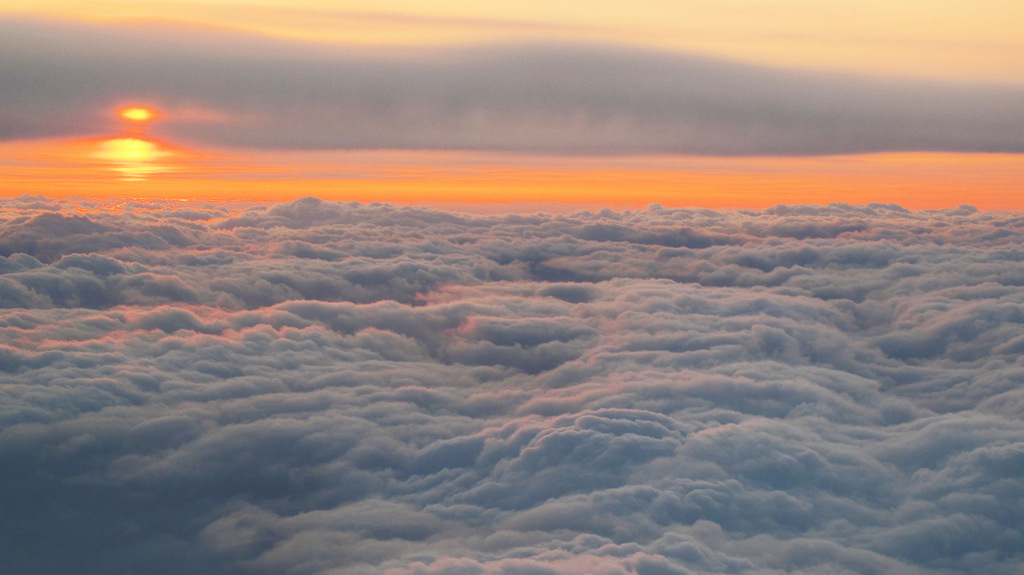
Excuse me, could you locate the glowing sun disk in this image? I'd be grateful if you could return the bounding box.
[120,107,155,122]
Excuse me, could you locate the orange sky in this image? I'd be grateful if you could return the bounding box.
[1,3,1023,208]
[3,135,1022,209]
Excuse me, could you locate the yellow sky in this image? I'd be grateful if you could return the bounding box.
[3,0,1023,84]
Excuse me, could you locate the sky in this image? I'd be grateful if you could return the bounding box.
[1,1,1023,207]
[4,196,1024,575]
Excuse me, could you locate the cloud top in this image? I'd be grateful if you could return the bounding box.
[2,196,1024,574]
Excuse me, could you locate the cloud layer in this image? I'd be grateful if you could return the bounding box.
[3,17,1024,155]
[2,196,1024,574]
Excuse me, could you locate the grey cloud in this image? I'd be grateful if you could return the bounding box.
[2,18,1023,155]
[3,196,1024,574]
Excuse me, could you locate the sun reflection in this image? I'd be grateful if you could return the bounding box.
[94,137,172,180]
[95,138,166,162]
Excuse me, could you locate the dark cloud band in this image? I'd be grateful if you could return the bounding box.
[2,17,1023,155]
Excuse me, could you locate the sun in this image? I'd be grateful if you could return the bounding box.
[119,107,156,122]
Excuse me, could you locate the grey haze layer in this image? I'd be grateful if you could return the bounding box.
[2,196,1024,574]
[2,17,1024,155]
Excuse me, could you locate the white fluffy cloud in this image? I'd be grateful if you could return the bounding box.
[2,196,1024,574]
